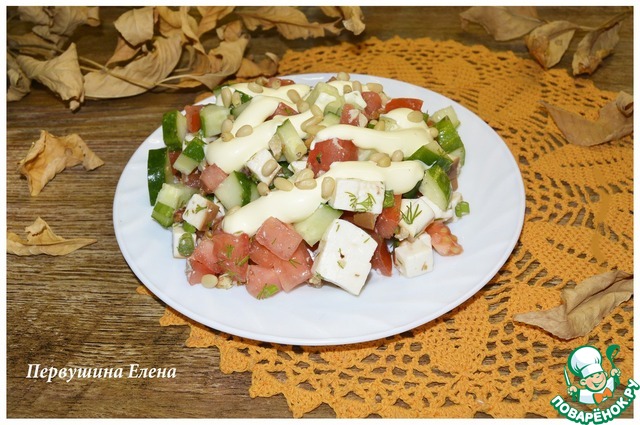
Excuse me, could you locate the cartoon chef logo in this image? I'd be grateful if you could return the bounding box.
[565,345,621,405]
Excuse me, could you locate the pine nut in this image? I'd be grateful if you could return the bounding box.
[310,104,323,118]
[221,132,234,142]
[352,80,362,93]
[373,120,386,131]
[257,182,270,196]
[221,87,232,108]
[377,155,391,167]
[201,274,219,288]
[296,168,314,182]
[408,110,423,123]
[301,115,322,132]
[236,124,253,137]
[221,118,233,134]
[430,127,439,138]
[343,85,352,94]
[274,177,294,191]
[287,89,301,103]
[269,134,282,158]
[231,91,242,106]
[255,76,268,86]
[295,178,317,190]
[369,152,385,163]
[337,72,350,81]
[367,82,383,93]
[248,81,263,93]
[297,100,310,113]
[261,159,279,176]
[305,124,325,136]
[391,149,404,162]
[321,177,336,199]
[270,78,281,89]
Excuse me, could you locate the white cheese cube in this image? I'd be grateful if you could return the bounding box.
[397,198,435,239]
[172,223,196,259]
[311,219,378,295]
[344,91,368,110]
[419,195,453,222]
[288,160,308,175]
[182,193,218,231]
[246,148,279,185]
[394,233,434,278]
[329,178,385,214]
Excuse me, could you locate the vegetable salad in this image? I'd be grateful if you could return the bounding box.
[148,73,469,299]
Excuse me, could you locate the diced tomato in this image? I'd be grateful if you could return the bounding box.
[249,239,280,267]
[307,138,358,176]
[269,102,297,120]
[189,239,223,275]
[361,91,383,120]
[383,98,424,113]
[210,232,251,282]
[169,150,181,177]
[368,232,393,277]
[273,242,313,292]
[185,104,203,133]
[266,77,295,87]
[374,194,402,239]
[340,104,364,126]
[255,217,303,260]
[426,221,463,256]
[186,258,217,285]
[200,163,228,194]
[181,169,202,189]
[246,265,283,299]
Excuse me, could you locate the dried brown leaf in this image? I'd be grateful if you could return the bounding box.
[526,21,578,69]
[196,6,235,37]
[320,6,365,35]
[7,217,96,256]
[114,6,155,46]
[513,271,633,339]
[7,32,59,59]
[16,6,50,25]
[541,91,633,146]
[460,6,542,41]
[236,52,279,79]
[84,35,182,99]
[215,20,245,42]
[105,36,142,66]
[238,6,341,40]
[49,6,100,35]
[572,12,628,76]
[156,6,204,54]
[17,130,104,196]
[16,43,84,110]
[7,55,31,102]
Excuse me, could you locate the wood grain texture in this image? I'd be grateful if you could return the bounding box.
[6,6,633,418]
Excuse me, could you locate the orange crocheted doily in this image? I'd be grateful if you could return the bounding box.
[139,36,633,418]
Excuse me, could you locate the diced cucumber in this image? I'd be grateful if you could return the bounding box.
[162,110,187,151]
[448,146,466,167]
[156,183,197,210]
[435,116,464,154]
[324,100,343,116]
[200,104,229,137]
[320,112,340,127]
[173,137,206,175]
[152,202,175,228]
[213,171,259,210]
[305,82,342,107]
[147,147,173,205]
[293,204,343,246]
[406,141,453,172]
[431,106,460,128]
[419,165,452,211]
[277,119,307,163]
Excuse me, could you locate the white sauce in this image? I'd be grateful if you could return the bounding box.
[312,125,433,156]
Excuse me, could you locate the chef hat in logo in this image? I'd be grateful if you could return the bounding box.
[568,346,604,379]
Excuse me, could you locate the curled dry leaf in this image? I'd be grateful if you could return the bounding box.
[196,6,236,37]
[216,19,244,42]
[238,6,341,40]
[17,130,104,196]
[156,6,204,54]
[17,6,51,26]
[16,43,84,111]
[106,36,142,66]
[320,6,365,35]
[19,6,100,46]
[526,21,578,69]
[541,91,633,146]
[7,55,31,102]
[114,6,155,47]
[84,35,182,99]
[7,32,59,59]
[513,271,633,339]
[460,6,542,41]
[572,12,627,76]
[236,52,279,79]
[7,217,96,256]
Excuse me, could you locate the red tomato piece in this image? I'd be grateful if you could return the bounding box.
[266,77,295,87]
[307,138,358,176]
[210,232,251,282]
[185,104,203,133]
[246,265,283,299]
[374,194,402,239]
[426,221,463,256]
[199,163,228,194]
[361,91,383,120]
[189,239,223,276]
[187,258,216,285]
[368,232,393,277]
[255,217,303,260]
[269,102,298,119]
[340,104,364,126]
[383,98,424,113]
[273,242,313,292]
[249,239,280,267]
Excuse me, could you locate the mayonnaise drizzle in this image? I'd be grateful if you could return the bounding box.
[312,125,433,156]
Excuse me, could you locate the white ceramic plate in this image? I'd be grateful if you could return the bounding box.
[114,73,525,346]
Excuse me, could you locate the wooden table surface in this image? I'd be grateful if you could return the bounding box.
[5,6,633,418]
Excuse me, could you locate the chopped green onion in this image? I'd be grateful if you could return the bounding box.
[177,233,195,257]
[257,284,280,300]
[383,190,395,208]
[182,222,197,233]
[455,201,470,218]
